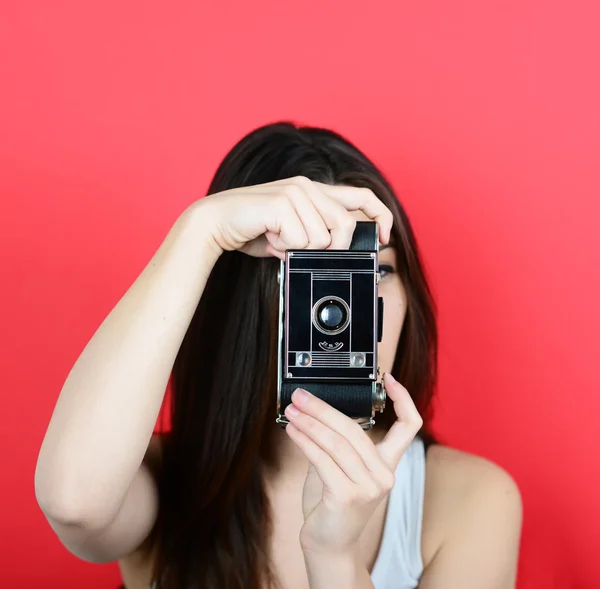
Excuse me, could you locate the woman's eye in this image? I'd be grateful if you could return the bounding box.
[378,264,395,279]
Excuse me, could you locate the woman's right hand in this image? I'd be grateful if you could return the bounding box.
[195,176,394,260]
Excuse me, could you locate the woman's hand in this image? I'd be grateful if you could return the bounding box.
[195,176,393,260]
[283,373,423,557]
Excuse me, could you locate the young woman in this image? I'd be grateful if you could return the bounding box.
[35,123,522,589]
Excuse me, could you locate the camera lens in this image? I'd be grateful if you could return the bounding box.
[313,297,350,335]
[319,303,344,329]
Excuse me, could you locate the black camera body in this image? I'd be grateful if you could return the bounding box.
[276,221,386,430]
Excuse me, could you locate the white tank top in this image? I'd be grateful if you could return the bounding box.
[370,435,426,588]
[147,437,425,589]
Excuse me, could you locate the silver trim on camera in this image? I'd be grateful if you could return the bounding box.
[276,259,285,423]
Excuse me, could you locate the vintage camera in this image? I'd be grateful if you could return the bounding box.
[276,221,386,431]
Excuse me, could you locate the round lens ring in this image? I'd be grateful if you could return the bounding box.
[319,303,344,329]
[312,296,351,335]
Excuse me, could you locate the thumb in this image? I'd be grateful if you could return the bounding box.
[376,373,423,469]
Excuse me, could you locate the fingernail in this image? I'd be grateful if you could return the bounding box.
[292,388,310,404]
[286,403,300,417]
[386,373,397,383]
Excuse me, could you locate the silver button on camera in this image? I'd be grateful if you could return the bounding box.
[296,352,312,367]
[350,352,366,367]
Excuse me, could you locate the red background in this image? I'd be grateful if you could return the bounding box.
[1,1,598,587]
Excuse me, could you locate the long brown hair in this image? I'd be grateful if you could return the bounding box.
[150,122,438,589]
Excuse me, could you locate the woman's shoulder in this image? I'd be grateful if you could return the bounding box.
[425,442,520,491]
[421,442,522,573]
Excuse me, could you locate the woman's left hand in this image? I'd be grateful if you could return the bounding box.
[284,372,423,557]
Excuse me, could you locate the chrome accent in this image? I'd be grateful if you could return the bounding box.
[357,417,376,431]
[276,415,290,428]
[351,352,366,367]
[291,269,372,274]
[312,352,351,368]
[310,271,313,353]
[276,259,285,422]
[373,241,378,383]
[288,252,374,259]
[281,375,372,380]
[373,380,386,413]
[350,270,353,355]
[296,352,311,367]
[313,273,352,281]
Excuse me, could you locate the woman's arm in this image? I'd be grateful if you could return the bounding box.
[35,202,221,560]
[34,177,392,563]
